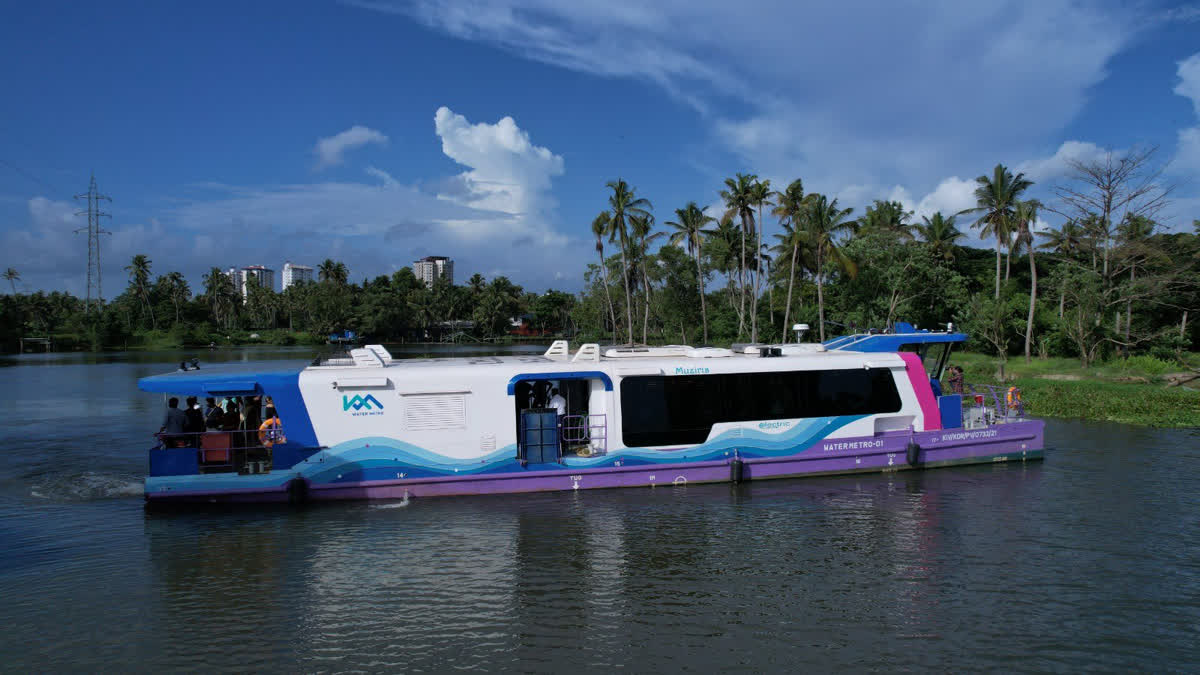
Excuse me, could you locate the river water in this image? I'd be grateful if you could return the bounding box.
[1,347,1198,672]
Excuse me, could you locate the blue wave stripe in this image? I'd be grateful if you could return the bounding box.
[299,415,862,484]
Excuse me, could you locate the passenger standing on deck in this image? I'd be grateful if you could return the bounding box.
[221,400,241,433]
[204,397,222,429]
[549,387,567,451]
[947,366,965,395]
[242,396,262,448]
[183,396,205,445]
[159,397,187,447]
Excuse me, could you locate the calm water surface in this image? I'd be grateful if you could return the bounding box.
[1,347,1198,672]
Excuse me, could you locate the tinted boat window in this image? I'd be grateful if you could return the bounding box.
[620,369,901,447]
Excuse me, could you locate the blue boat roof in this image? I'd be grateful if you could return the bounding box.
[138,363,304,396]
[823,322,967,352]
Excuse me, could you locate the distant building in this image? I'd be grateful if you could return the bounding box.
[413,255,454,288]
[226,265,275,301]
[281,262,314,291]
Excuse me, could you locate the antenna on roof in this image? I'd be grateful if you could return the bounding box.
[792,323,809,343]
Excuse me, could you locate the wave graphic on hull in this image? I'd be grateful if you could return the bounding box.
[300,416,865,485]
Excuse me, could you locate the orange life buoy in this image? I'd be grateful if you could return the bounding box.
[1005,386,1022,409]
[258,417,286,447]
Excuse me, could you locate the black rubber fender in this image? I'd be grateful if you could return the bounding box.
[906,441,921,466]
[287,478,309,505]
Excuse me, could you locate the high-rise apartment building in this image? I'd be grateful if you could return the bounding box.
[281,262,314,290]
[413,256,454,288]
[226,265,275,301]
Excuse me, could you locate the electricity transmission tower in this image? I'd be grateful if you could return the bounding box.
[74,174,111,314]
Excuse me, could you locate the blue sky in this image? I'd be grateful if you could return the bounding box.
[2,0,1199,296]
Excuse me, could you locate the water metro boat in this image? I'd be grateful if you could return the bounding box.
[137,324,1044,504]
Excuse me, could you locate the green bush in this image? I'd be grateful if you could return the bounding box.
[1121,355,1174,377]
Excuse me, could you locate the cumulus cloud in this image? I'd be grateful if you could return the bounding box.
[1173,52,1200,172]
[1015,141,1111,181]
[432,106,566,245]
[314,125,389,169]
[364,0,1135,193]
[907,177,978,221]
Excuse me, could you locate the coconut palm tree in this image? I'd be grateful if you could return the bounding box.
[164,271,189,324]
[591,211,618,343]
[858,200,916,242]
[666,202,715,343]
[771,179,812,342]
[629,213,662,345]
[806,195,857,342]
[124,254,156,330]
[203,266,237,328]
[915,212,965,262]
[748,179,772,342]
[721,173,757,338]
[964,164,1033,299]
[606,179,652,345]
[1039,220,1086,258]
[1013,200,1042,363]
[3,267,18,294]
[318,259,348,285]
[707,214,742,314]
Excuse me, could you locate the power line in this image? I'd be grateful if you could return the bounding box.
[0,157,66,197]
[74,174,111,314]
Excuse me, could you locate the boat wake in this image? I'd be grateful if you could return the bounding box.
[370,492,411,509]
[30,471,143,501]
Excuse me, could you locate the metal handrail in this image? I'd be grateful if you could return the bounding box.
[561,413,607,455]
[962,383,1026,420]
[152,428,289,451]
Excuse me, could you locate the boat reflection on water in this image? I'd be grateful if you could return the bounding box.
[144,461,1044,670]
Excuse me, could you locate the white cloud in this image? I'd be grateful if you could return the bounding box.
[365,1,1135,193]
[1175,52,1200,115]
[433,106,566,245]
[1015,141,1110,182]
[1173,52,1200,172]
[910,177,978,220]
[313,125,389,169]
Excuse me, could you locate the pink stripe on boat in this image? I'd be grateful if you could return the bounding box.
[898,351,941,431]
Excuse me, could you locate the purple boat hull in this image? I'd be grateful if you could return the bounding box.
[147,420,1044,504]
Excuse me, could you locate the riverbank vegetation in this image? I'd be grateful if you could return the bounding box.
[2,150,1197,424]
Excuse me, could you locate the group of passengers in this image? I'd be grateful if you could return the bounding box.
[158,395,284,449]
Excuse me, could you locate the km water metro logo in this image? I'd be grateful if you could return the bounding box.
[342,394,385,417]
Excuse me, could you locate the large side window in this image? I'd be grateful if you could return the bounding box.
[621,369,901,447]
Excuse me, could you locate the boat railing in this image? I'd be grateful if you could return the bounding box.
[152,429,288,474]
[561,414,607,456]
[959,384,1026,426]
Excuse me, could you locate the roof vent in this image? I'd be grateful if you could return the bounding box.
[350,348,384,367]
[364,344,393,364]
[544,340,570,360]
[573,343,601,362]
